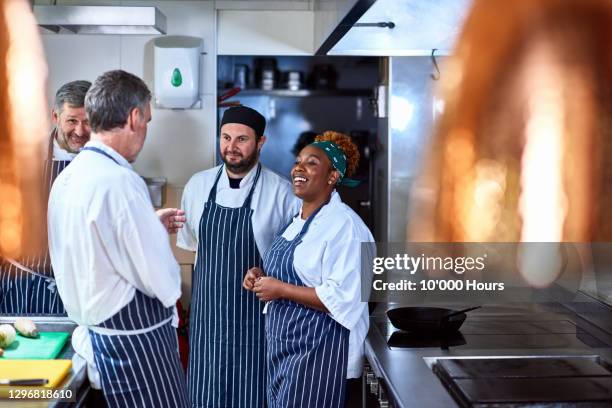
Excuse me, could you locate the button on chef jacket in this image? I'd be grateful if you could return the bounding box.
[279,190,375,378]
[177,164,301,256]
[47,140,182,326]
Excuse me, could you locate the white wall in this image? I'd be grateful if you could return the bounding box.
[217,10,314,55]
[39,0,218,305]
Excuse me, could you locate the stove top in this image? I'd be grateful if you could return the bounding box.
[366,300,612,408]
[433,356,612,407]
[378,319,612,350]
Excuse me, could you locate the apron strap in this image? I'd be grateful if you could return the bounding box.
[82,146,120,165]
[242,163,262,209]
[295,195,330,239]
[277,213,300,236]
[206,166,225,204]
[47,127,56,163]
[44,129,58,199]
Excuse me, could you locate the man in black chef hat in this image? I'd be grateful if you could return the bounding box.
[178,105,300,407]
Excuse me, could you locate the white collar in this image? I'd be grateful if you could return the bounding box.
[83,140,132,169]
[52,135,77,161]
[217,162,260,190]
[298,190,340,220]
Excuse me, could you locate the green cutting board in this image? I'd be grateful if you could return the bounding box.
[1,332,70,360]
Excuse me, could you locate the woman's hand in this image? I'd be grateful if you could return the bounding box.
[252,277,286,301]
[156,208,186,234]
[243,267,264,291]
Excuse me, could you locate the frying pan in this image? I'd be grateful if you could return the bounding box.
[387,306,481,334]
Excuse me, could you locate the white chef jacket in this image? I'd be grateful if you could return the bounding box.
[48,140,182,327]
[280,190,375,378]
[177,163,301,257]
[52,137,77,161]
[71,326,101,389]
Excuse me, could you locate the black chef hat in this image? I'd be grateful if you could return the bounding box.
[220,106,266,137]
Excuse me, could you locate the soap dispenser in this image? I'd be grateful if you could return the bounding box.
[154,35,202,109]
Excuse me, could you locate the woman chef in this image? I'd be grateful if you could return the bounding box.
[243,131,374,407]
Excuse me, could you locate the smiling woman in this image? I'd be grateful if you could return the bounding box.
[243,131,375,408]
[0,0,49,259]
[292,131,360,216]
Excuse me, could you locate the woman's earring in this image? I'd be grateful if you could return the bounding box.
[328,180,333,184]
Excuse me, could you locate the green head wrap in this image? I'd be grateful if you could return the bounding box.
[310,141,361,187]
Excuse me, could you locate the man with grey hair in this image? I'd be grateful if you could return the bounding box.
[48,70,188,407]
[52,79,92,154]
[0,79,91,314]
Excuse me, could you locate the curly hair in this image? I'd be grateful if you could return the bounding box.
[314,131,360,177]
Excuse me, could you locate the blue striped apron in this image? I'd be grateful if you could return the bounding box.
[0,153,69,315]
[263,204,349,408]
[188,164,266,408]
[81,145,188,407]
[90,291,189,408]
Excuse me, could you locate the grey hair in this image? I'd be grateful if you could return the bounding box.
[53,80,92,114]
[85,70,151,133]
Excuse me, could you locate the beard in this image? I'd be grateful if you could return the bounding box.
[55,127,82,154]
[222,148,259,174]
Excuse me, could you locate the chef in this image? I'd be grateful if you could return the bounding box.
[0,80,91,314]
[178,105,300,407]
[243,131,374,407]
[48,70,189,407]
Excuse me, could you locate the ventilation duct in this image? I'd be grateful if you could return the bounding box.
[33,5,167,35]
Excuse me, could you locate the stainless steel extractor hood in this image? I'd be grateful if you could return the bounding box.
[33,5,167,35]
[321,0,473,56]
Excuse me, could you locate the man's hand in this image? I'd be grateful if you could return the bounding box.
[252,277,286,302]
[243,267,264,291]
[156,208,186,234]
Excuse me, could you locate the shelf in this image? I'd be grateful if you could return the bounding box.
[218,89,372,98]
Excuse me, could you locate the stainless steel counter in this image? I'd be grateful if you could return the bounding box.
[365,295,612,407]
[0,316,89,408]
